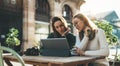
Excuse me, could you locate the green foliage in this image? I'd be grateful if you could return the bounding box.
[6,28,20,47]
[117,55,120,62]
[93,20,118,46]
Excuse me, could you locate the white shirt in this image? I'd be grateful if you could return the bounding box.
[75,28,109,66]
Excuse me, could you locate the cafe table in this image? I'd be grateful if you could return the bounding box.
[3,55,105,66]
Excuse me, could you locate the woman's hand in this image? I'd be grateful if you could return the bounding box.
[76,47,85,56]
[62,28,71,36]
[84,26,91,37]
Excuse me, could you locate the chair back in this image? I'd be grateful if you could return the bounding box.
[0,44,25,66]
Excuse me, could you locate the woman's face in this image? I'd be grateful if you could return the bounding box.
[54,20,66,35]
[72,18,85,32]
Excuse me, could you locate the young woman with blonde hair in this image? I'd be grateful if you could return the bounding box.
[72,13,109,66]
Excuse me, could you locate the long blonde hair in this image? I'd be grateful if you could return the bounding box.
[73,13,98,40]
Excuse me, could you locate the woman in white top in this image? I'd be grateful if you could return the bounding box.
[72,13,109,66]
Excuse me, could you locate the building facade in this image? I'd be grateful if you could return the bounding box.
[0,0,85,51]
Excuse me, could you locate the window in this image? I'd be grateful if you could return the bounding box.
[62,5,73,33]
[35,0,50,22]
[62,5,72,22]
[0,0,3,7]
[11,0,16,5]
[1,0,18,12]
[3,0,10,6]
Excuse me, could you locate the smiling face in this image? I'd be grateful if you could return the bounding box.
[72,18,85,32]
[54,20,66,35]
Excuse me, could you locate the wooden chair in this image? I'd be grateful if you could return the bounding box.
[0,45,25,66]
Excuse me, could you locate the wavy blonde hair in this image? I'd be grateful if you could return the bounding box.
[73,13,98,40]
[73,13,98,30]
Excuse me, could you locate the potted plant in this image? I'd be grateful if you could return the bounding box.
[5,28,20,49]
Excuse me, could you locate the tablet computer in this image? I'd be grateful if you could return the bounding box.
[41,38,70,49]
[40,38,71,57]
